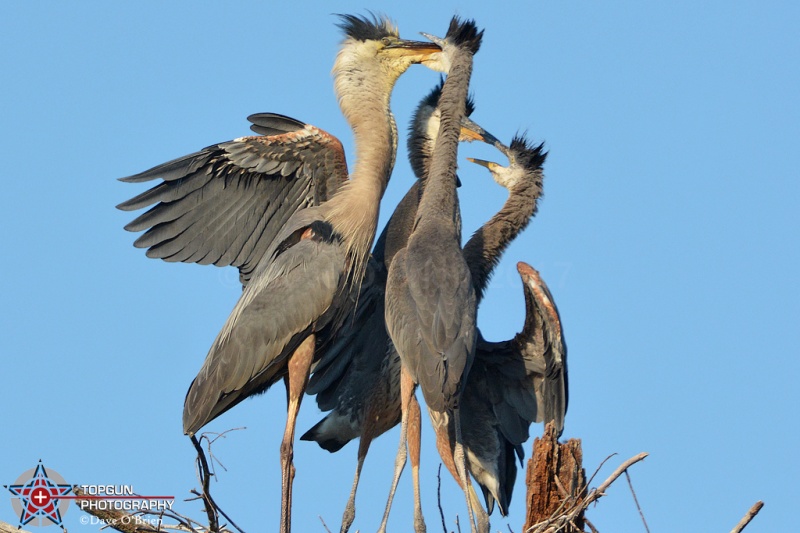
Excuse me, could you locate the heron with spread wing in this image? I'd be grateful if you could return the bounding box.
[118,14,441,533]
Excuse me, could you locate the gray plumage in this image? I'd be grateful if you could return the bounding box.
[118,14,441,533]
[456,135,558,517]
[118,113,348,286]
[384,17,483,533]
[386,18,482,413]
[462,261,567,516]
[182,210,345,434]
[303,80,486,448]
[302,80,495,533]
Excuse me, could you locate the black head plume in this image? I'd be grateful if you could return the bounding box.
[510,133,547,171]
[444,16,483,54]
[335,13,398,42]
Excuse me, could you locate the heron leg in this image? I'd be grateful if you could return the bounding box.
[453,407,478,533]
[431,413,487,533]
[378,367,414,533]
[471,486,489,533]
[279,333,315,533]
[408,394,426,533]
[340,432,373,533]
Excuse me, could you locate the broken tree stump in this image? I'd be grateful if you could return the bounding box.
[523,422,586,532]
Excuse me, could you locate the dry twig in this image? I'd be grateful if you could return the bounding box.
[191,434,219,532]
[624,470,649,533]
[70,430,246,533]
[437,464,448,533]
[1,520,33,533]
[318,515,333,533]
[190,433,246,533]
[730,501,764,533]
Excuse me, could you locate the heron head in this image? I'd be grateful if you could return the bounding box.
[334,14,441,85]
[467,156,522,190]
[408,80,499,179]
[419,16,483,73]
[467,135,546,190]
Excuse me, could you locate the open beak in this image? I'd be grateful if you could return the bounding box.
[419,32,446,48]
[466,157,501,172]
[460,116,500,145]
[417,31,451,72]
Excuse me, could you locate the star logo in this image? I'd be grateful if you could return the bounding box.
[5,461,72,529]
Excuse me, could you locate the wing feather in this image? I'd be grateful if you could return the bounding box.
[119,115,348,286]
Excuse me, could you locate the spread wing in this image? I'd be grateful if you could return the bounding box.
[516,263,568,437]
[118,113,348,286]
[474,262,568,444]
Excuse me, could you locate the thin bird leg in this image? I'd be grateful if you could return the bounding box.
[378,367,415,533]
[471,485,489,533]
[339,430,374,533]
[280,333,315,533]
[453,407,478,533]
[408,394,426,533]
[432,418,488,533]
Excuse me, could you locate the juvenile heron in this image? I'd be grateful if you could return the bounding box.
[118,14,441,533]
[306,133,566,532]
[463,260,568,517]
[301,80,497,533]
[385,17,483,533]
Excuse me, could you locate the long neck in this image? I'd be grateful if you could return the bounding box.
[327,50,399,281]
[464,177,541,304]
[414,51,473,240]
[373,180,422,270]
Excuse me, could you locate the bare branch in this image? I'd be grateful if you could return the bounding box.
[585,454,617,491]
[318,515,333,533]
[594,453,648,496]
[730,501,764,533]
[624,470,650,533]
[584,518,599,533]
[437,464,448,533]
[191,435,219,532]
[191,433,247,533]
[0,520,33,533]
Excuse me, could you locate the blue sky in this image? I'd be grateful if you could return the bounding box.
[2,2,797,532]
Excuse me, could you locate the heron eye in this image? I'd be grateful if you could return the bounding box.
[381,37,393,46]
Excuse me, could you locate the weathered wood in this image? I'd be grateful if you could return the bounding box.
[730,501,764,533]
[523,422,586,532]
[0,520,32,533]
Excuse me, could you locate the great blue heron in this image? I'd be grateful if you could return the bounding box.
[118,14,441,533]
[429,136,567,531]
[462,259,568,517]
[384,18,483,533]
[301,80,496,533]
